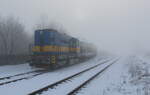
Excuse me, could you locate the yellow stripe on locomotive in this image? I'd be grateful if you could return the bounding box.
[32,45,80,53]
[32,46,40,52]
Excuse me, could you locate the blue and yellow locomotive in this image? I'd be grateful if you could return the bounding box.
[30,29,96,69]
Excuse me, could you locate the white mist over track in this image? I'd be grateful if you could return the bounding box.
[0,0,150,55]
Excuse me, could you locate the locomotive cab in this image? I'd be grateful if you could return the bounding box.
[31,29,58,68]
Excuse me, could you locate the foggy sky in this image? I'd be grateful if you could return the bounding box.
[0,0,150,55]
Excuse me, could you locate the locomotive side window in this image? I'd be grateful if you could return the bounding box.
[49,31,55,45]
[39,31,44,46]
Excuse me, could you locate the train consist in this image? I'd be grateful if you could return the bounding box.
[30,29,97,69]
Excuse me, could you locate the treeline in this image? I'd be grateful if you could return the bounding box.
[0,16,31,65]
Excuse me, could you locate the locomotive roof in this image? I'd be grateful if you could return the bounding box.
[36,29,57,32]
[35,29,79,41]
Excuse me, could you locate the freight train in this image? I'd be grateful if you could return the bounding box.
[29,29,96,69]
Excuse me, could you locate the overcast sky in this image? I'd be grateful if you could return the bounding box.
[0,0,150,55]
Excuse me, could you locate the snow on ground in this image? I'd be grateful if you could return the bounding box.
[0,55,112,95]
[76,56,150,95]
[0,63,40,78]
[1,55,149,95]
[138,55,150,64]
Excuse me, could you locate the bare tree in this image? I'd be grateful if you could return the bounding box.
[0,17,31,53]
[0,17,7,55]
[0,16,31,64]
[0,17,27,55]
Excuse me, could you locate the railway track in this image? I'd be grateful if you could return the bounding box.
[0,70,47,86]
[28,58,118,95]
[68,59,118,95]
[0,70,45,81]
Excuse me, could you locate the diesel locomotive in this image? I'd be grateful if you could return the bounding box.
[30,29,96,69]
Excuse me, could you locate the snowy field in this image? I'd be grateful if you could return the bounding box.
[0,64,40,78]
[0,55,149,95]
[78,56,150,95]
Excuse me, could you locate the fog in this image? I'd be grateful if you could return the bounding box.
[0,0,150,55]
